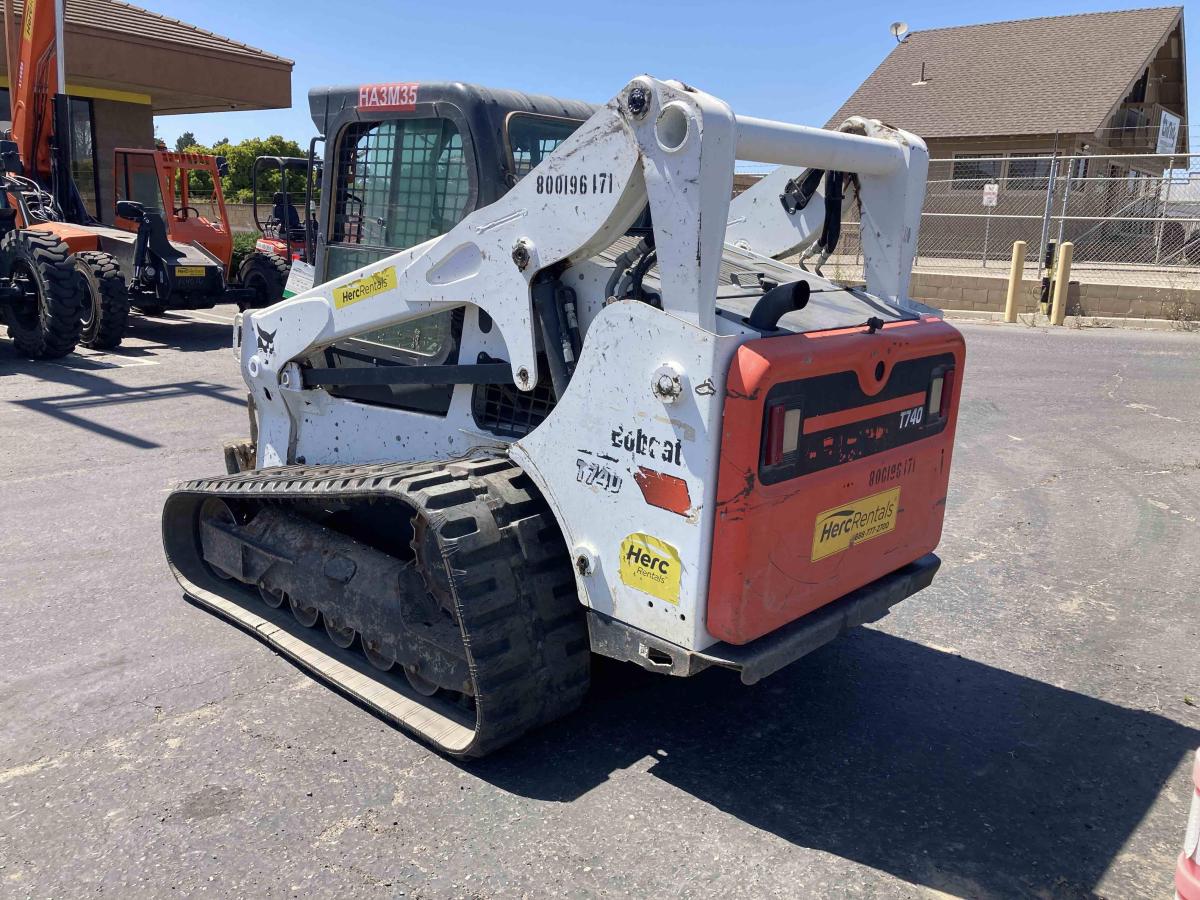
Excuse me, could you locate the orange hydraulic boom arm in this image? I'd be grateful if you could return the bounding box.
[9,0,64,183]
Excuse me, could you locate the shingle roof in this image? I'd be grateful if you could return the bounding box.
[21,0,292,65]
[828,6,1182,138]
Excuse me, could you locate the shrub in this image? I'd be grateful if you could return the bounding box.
[230,231,259,274]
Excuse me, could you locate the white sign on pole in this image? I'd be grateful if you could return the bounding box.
[1157,110,1181,155]
[982,183,999,207]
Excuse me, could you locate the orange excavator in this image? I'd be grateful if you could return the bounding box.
[3,0,251,351]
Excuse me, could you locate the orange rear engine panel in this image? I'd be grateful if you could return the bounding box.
[708,317,965,645]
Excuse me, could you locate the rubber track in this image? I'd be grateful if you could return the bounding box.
[2,230,84,359]
[77,250,131,349]
[163,456,590,758]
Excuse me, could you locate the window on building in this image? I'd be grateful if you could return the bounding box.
[1125,169,1155,197]
[506,114,581,179]
[68,98,99,216]
[1008,153,1054,191]
[951,153,1002,190]
[1068,156,1089,193]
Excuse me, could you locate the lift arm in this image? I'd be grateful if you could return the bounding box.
[237,77,929,466]
[8,0,78,218]
[726,117,928,294]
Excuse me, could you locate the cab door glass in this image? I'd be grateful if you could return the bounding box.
[327,117,470,279]
[323,116,471,414]
[115,153,165,214]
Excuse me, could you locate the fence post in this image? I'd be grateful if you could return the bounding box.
[1005,241,1026,323]
[1034,156,1060,290]
[1050,242,1073,326]
[1055,157,1075,248]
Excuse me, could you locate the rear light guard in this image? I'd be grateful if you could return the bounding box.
[927,364,955,422]
[758,353,957,485]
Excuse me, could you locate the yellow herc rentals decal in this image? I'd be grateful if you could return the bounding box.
[811,487,901,562]
[334,266,397,309]
[619,533,682,604]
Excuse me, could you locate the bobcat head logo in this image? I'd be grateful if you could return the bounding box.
[255,324,277,356]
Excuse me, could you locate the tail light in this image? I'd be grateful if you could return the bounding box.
[928,366,955,421]
[763,402,803,467]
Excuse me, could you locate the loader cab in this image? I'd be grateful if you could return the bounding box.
[306,82,594,410]
[113,149,233,272]
[309,82,594,282]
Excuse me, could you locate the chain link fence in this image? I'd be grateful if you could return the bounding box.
[823,152,1200,316]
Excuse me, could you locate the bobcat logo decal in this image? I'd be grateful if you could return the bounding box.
[255,324,277,357]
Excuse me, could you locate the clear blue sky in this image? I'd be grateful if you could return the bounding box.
[153,0,1197,148]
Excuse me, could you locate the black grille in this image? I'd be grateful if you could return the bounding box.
[472,364,556,438]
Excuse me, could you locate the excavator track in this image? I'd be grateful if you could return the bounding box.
[162,456,590,758]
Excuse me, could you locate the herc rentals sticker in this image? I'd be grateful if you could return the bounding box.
[333,266,396,309]
[619,533,682,604]
[811,487,901,562]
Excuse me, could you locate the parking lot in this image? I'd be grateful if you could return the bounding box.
[1,313,1197,897]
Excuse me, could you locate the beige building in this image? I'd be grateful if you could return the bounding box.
[830,6,1188,169]
[0,0,292,222]
[824,6,1193,284]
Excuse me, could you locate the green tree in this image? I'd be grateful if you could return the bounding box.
[176,135,307,204]
[173,131,197,153]
[219,135,306,202]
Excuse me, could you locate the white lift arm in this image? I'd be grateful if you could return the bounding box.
[238,77,928,465]
[726,117,928,298]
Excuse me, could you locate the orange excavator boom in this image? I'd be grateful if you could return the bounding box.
[8,0,63,183]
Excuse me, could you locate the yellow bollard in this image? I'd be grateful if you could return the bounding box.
[1004,241,1026,323]
[1050,242,1073,326]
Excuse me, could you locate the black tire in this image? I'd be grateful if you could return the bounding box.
[76,251,131,350]
[0,229,85,359]
[237,252,289,310]
[134,304,166,317]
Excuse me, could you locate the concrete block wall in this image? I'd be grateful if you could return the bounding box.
[224,203,260,233]
[910,271,1200,320]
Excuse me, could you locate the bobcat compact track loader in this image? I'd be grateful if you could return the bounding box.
[162,76,965,758]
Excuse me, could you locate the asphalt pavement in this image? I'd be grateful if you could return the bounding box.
[1,312,1197,898]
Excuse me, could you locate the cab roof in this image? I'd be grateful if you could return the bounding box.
[308,81,598,136]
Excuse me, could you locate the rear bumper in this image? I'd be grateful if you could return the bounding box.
[587,553,940,683]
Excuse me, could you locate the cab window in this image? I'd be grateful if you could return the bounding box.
[506,114,581,180]
[327,117,470,279]
[115,152,164,213]
[322,116,471,414]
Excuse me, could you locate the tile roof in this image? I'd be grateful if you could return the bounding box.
[18,0,292,65]
[828,6,1182,138]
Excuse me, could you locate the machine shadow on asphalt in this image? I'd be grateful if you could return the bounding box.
[7,362,242,449]
[120,317,236,355]
[0,318,235,368]
[465,628,1200,897]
